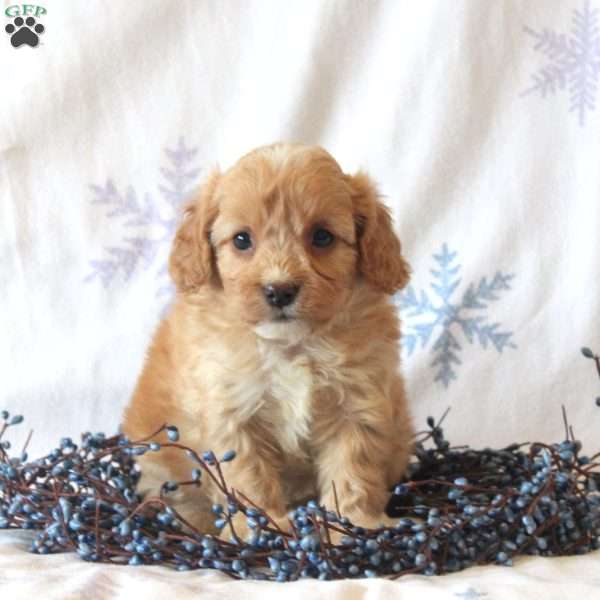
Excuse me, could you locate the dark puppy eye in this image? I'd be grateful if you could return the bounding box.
[233,231,252,250]
[312,228,334,248]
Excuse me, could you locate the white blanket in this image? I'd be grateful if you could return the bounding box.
[1,0,600,597]
[1,530,598,599]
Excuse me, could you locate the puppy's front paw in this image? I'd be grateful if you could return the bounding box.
[328,512,398,545]
[219,512,252,542]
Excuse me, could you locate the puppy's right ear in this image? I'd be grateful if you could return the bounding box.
[169,170,221,293]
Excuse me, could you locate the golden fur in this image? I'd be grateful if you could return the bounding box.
[122,143,414,538]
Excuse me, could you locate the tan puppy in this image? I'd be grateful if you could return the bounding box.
[122,143,413,539]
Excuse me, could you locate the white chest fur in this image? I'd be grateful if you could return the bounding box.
[255,340,313,456]
[196,322,325,459]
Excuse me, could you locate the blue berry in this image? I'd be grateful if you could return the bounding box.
[415,553,427,567]
[394,484,409,495]
[220,449,236,462]
[202,450,216,464]
[166,426,179,442]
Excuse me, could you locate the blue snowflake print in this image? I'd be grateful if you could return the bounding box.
[85,138,202,300]
[522,0,600,126]
[396,244,516,388]
[454,588,488,600]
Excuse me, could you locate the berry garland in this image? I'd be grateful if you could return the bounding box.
[0,348,599,581]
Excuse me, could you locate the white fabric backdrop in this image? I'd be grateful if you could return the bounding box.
[1,0,600,597]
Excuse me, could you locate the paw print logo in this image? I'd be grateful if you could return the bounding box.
[5,16,44,48]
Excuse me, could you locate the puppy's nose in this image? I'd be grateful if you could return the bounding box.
[263,283,300,308]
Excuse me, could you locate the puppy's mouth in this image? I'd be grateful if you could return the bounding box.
[273,310,296,322]
[254,310,309,343]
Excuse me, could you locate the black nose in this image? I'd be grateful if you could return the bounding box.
[263,283,300,308]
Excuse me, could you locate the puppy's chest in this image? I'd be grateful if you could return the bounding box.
[257,348,314,456]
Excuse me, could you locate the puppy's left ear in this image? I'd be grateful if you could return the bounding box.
[348,172,411,294]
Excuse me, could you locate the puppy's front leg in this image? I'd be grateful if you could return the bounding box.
[314,407,399,531]
[212,424,289,540]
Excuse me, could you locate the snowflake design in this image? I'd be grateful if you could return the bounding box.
[454,588,488,600]
[396,244,516,388]
[85,138,202,300]
[522,0,600,126]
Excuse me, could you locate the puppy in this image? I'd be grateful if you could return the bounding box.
[121,143,413,539]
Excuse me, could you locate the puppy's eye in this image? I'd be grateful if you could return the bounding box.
[312,228,334,248]
[233,231,253,250]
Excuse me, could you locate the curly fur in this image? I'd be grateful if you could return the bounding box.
[122,143,413,537]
